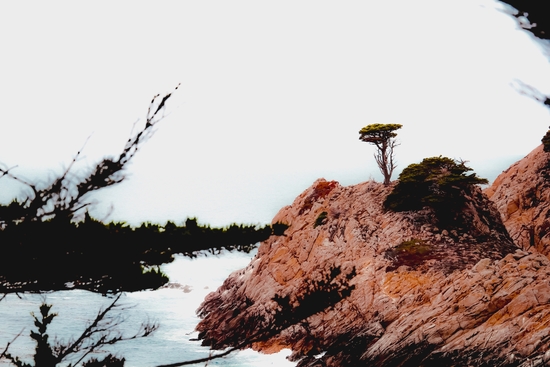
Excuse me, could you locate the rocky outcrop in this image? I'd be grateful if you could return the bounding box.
[486,145,550,257]
[195,178,550,366]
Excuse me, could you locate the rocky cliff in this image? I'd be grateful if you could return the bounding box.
[196,154,550,366]
[486,145,550,257]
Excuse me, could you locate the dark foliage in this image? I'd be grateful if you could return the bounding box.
[384,156,488,226]
[0,212,287,294]
[272,265,356,330]
[82,356,125,367]
[2,295,152,367]
[313,212,328,228]
[498,1,550,42]
[384,238,434,272]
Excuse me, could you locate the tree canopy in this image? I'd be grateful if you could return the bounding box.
[358,123,402,145]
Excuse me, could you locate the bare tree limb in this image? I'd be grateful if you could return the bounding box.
[0,84,180,225]
[0,328,25,360]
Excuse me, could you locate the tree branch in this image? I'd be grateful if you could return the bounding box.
[0,84,180,224]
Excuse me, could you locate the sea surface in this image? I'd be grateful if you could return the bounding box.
[0,250,296,367]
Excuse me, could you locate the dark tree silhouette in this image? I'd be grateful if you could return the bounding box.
[1,295,156,367]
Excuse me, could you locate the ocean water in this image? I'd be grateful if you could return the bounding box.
[0,250,296,367]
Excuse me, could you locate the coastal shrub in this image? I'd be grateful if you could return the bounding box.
[384,156,488,225]
[272,221,290,236]
[394,238,432,255]
[314,211,328,228]
[385,238,433,271]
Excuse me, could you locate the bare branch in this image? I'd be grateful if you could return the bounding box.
[0,85,180,225]
[0,328,27,364]
[48,293,158,365]
[511,79,550,106]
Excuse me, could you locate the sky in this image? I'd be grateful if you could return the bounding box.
[1,1,550,227]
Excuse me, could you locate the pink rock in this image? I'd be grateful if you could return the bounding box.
[196,163,550,366]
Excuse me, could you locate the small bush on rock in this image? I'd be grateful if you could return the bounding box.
[384,156,488,225]
[314,212,328,228]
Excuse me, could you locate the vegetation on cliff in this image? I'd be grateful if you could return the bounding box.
[384,156,489,227]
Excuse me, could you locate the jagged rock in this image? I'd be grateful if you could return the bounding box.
[194,177,550,366]
[486,145,550,256]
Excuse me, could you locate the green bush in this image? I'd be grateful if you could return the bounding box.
[314,212,328,228]
[384,156,488,224]
[385,238,433,271]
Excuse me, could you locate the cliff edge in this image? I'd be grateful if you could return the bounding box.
[486,144,550,257]
[196,175,550,366]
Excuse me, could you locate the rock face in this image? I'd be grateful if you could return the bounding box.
[196,175,550,366]
[486,145,550,257]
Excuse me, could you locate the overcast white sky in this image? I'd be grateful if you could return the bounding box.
[1,1,550,227]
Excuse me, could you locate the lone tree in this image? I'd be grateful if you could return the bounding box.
[359,123,402,185]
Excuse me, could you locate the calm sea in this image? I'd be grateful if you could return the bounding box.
[0,250,296,367]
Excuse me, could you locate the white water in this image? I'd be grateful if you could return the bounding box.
[0,251,296,367]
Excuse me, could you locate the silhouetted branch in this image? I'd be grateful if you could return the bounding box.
[511,79,550,107]
[180,265,356,367]
[1,293,158,366]
[0,84,180,225]
[0,329,25,361]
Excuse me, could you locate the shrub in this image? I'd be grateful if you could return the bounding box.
[385,238,433,271]
[314,212,328,228]
[384,156,488,225]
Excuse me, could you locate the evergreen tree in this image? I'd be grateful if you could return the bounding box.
[359,123,402,185]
